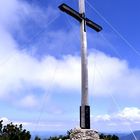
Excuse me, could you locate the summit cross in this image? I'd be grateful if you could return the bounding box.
[59,0,102,129]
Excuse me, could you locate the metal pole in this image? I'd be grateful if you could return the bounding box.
[79,0,90,129]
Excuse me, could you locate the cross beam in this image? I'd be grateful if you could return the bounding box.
[59,3,102,32]
[59,1,102,129]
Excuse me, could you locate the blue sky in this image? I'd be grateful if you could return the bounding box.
[0,0,140,133]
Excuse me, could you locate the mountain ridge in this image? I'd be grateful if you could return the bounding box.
[119,130,140,140]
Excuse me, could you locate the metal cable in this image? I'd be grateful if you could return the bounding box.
[98,31,139,140]
[32,15,73,132]
[0,11,60,131]
[86,0,140,57]
[0,14,60,67]
[93,64,138,140]
[99,32,122,59]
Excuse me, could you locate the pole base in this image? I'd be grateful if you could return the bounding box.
[80,105,90,129]
[70,128,100,140]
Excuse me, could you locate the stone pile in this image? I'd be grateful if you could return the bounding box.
[69,128,102,140]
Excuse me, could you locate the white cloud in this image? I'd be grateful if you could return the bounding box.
[0,117,31,129]
[92,107,140,131]
[0,117,66,131]
[0,0,58,29]
[0,0,19,27]
[117,107,140,122]
[0,49,140,103]
[94,107,140,122]
[0,117,10,125]
[0,0,59,102]
[94,114,111,121]
[18,95,39,108]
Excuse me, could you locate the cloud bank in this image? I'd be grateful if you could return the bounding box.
[92,107,140,132]
[1,107,140,132]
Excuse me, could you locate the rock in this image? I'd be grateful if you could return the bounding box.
[69,128,102,140]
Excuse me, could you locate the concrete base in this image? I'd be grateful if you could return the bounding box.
[69,128,102,140]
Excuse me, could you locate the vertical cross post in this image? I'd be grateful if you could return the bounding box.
[79,0,90,129]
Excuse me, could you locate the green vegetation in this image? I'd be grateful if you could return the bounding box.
[34,136,41,140]
[48,134,70,140]
[100,133,119,140]
[0,120,31,140]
